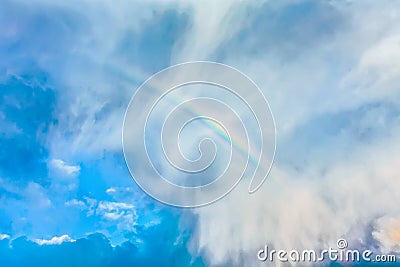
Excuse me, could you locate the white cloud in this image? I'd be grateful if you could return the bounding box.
[34,234,76,245]
[106,187,117,194]
[49,159,80,177]
[97,201,136,225]
[97,201,135,216]
[66,197,137,232]
[191,133,400,266]
[0,234,10,240]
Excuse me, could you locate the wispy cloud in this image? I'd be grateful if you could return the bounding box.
[49,159,80,177]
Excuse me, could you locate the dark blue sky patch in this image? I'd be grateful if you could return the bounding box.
[0,213,205,267]
[0,76,56,184]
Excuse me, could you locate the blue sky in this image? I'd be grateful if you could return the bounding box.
[1,0,400,266]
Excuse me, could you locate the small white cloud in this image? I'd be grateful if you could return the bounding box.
[104,187,136,200]
[34,235,76,246]
[0,234,10,240]
[106,187,117,194]
[97,201,135,211]
[103,211,124,221]
[95,201,137,230]
[49,159,80,177]
[64,199,86,208]
[65,197,137,229]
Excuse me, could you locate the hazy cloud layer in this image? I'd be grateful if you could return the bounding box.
[1,0,400,266]
[174,1,400,266]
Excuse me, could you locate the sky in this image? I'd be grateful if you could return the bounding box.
[0,0,400,266]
